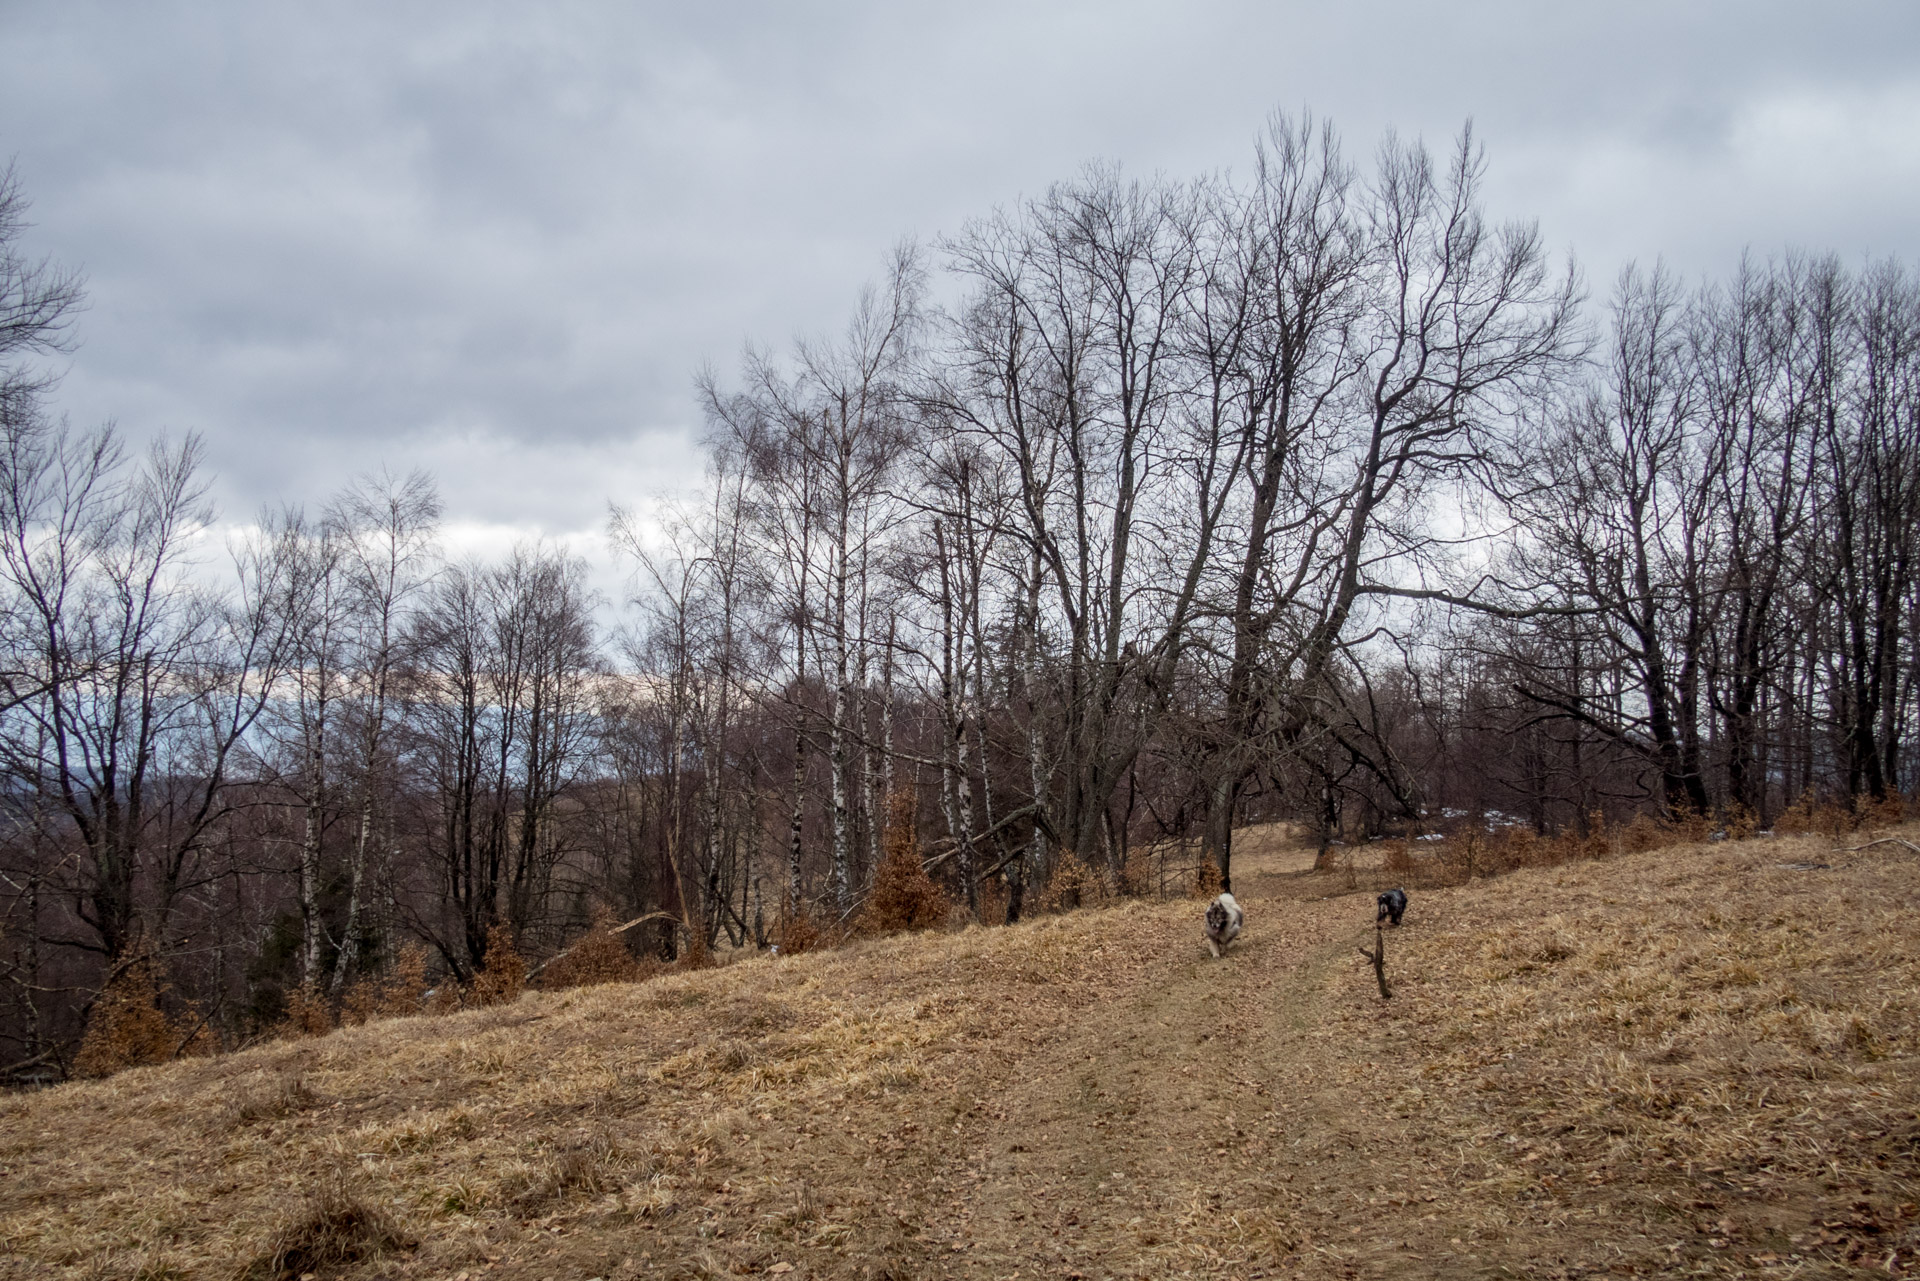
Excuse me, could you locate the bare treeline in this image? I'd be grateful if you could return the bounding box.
[0,114,1915,1080]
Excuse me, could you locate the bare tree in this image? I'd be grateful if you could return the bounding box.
[0,423,302,966]
[409,545,597,976]
[325,469,440,989]
[1509,264,1711,817]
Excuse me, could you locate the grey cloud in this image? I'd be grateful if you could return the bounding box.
[1,0,1915,540]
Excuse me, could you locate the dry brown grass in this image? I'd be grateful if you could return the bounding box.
[4,818,1917,1279]
[0,900,1154,1278]
[1326,824,1920,1274]
[226,1073,319,1128]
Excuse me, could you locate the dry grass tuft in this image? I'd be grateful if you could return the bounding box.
[240,1174,413,1280]
[228,1074,319,1128]
[507,1131,624,1211]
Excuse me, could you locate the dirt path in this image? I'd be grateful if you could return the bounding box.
[910,861,1494,1281]
[931,894,1357,1278]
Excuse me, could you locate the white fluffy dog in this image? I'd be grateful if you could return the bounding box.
[1205,892,1244,958]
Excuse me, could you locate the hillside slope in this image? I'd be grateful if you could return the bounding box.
[5,826,1919,1280]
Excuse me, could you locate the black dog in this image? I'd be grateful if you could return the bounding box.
[1376,887,1408,927]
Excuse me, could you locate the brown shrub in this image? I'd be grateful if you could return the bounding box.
[1190,854,1223,899]
[338,946,432,1026]
[677,923,715,971]
[861,786,950,934]
[72,956,204,1079]
[863,858,948,933]
[1775,790,1857,837]
[338,977,379,1026]
[1465,808,1756,882]
[1861,792,1907,828]
[1034,852,1108,913]
[975,878,1010,923]
[471,923,526,1006]
[1773,790,1816,834]
[380,944,430,1016]
[278,982,335,1040]
[1671,808,1715,843]
[1433,818,1622,886]
[1494,826,1540,871]
[540,908,642,990]
[1618,812,1668,853]
[1552,818,1610,865]
[1441,831,1483,883]
[777,902,828,956]
[1383,840,1415,880]
[1819,799,1857,837]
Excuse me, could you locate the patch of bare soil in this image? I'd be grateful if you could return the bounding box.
[4,825,1917,1280]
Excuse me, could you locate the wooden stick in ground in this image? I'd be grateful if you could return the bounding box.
[1357,922,1392,1000]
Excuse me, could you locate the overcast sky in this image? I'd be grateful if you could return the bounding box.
[2,1,1916,591]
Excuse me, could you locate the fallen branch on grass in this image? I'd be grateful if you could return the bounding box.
[0,1048,56,1079]
[525,911,682,981]
[1832,837,1920,855]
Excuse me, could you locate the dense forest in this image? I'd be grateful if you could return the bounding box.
[2,113,1915,1082]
